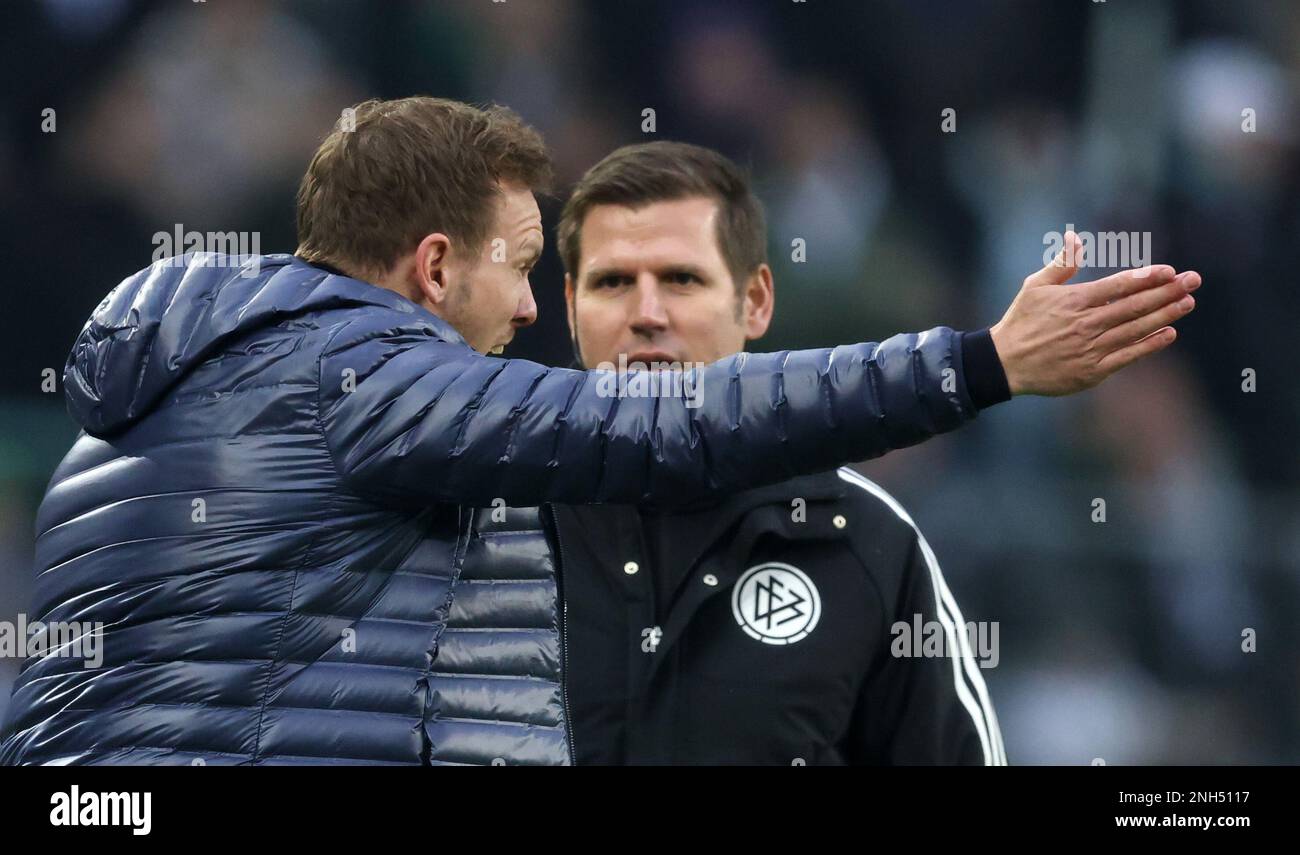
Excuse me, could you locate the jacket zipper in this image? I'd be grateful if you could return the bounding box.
[546,504,577,766]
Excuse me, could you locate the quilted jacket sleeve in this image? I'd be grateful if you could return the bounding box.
[317,318,984,508]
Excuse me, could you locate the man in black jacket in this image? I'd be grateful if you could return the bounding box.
[551,142,1202,764]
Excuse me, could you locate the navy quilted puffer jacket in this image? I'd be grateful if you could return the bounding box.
[0,253,985,765]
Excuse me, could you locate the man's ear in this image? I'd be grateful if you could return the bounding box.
[413,232,455,306]
[742,264,775,341]
[564,273,577,335]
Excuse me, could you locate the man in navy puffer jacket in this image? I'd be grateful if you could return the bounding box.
[0,97,1190,764]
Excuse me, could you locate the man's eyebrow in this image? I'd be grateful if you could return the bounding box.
[582,263,710,283]
[658,263,708,279]
[582,265,631,283]
[516,241,542,263]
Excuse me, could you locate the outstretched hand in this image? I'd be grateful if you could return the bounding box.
[989,231,1200,397]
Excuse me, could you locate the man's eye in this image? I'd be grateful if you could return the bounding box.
[596,275,631,289]
[667,272,702,286]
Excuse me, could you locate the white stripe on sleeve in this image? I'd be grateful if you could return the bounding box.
[837,467,1006,765]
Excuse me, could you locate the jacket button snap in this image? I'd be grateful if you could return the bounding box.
[833,514,847,529]
[624,561,639,575]
[702,573,719,586]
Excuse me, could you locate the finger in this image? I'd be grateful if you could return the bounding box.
[1079,264,1178,306]
[1091,275,1193,331]
[1094,294,1194,353]
[1026,230,1083,287]
[1096,326,1177,377]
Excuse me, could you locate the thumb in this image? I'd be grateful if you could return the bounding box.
[1027,230,1081,287]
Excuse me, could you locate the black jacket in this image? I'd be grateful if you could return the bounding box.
[552,467,1007,765]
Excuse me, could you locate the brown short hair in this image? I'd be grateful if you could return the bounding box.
[557,141,767,290]
[296,96,552,278]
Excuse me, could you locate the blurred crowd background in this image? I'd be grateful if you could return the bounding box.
[1,0,1297,763]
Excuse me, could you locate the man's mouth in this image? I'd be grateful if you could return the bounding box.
[627,350,677,366]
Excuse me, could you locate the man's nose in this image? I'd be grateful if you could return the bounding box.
[513,281,538,328]
[630,275,668,334]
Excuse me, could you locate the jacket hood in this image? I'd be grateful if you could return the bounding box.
[64,253,446,436]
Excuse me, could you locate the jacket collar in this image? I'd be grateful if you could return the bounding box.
[292,255,472,350]
[638,468,848,568]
